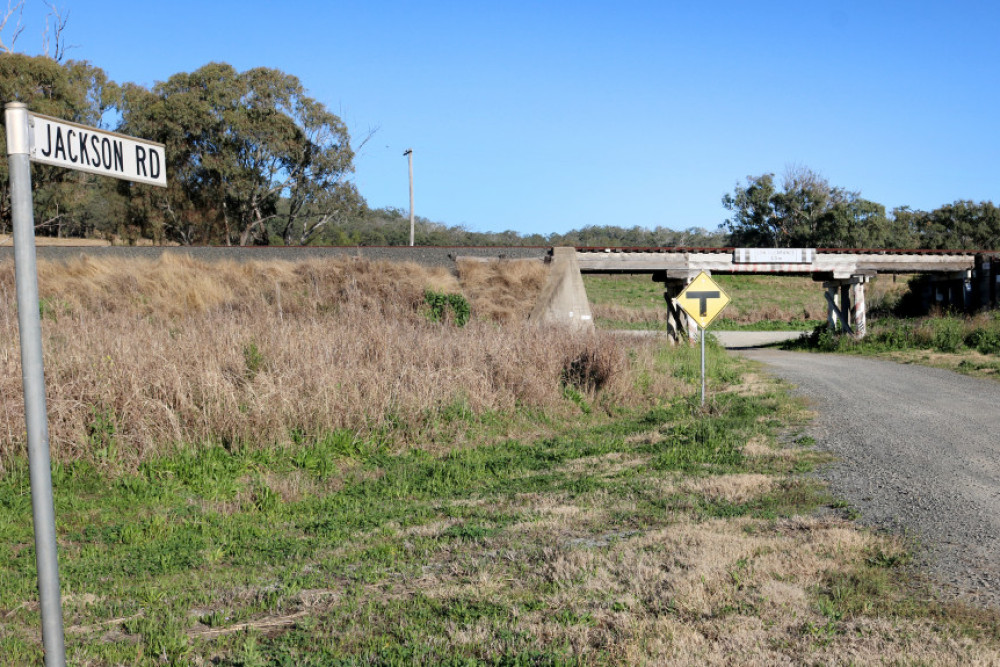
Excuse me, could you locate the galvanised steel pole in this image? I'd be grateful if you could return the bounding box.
[700,325,706,406]
[5,102,67,667]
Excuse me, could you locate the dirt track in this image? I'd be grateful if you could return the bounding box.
[742,348,1000,609]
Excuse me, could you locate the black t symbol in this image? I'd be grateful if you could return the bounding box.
[686,291,720,316]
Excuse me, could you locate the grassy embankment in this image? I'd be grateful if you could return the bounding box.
[1,256,998,664]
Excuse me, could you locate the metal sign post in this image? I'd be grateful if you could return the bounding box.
[700,325,706,405]
[4,102,166,665]
[6,102,66,666]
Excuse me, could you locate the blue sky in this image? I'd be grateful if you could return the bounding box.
[10,1,1000,236]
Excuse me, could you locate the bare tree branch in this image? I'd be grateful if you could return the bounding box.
[0,0,25,54]
[42,1,72,62]
[353,124,379,155]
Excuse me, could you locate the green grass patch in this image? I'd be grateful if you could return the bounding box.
[585,274,831,332]
[712,317,822,332]
[583,274,667,310]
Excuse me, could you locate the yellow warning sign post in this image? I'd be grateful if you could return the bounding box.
[676,272,731,405]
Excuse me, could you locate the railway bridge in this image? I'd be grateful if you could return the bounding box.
[536,246,995,339]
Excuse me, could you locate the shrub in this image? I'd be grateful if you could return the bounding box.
[562,349,613,393]
[966,327,1000,355]
[869,321,915,351]
[806,324,842,352]
[930,317,965,353]
[424,289,470,327]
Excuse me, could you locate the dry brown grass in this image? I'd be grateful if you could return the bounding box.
[0,235,111,247]
[457,258,548,323]
[0,254,656,469]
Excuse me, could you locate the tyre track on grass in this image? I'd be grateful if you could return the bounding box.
[741,348,1000,609]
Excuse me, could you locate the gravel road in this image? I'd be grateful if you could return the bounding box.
[741,348,1000,609]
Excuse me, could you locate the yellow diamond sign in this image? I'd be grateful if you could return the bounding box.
[676,271,731,329]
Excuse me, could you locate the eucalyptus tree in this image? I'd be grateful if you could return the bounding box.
[0,53,119,236]
[722,167,907,249]
[919,201,1000,250]
[119,62,359,245]
[721,173,780,246]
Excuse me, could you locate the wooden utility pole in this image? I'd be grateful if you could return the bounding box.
[404,148,414,246]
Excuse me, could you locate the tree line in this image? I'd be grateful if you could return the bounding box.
[722,166,1000,250]
[0,54,997,249]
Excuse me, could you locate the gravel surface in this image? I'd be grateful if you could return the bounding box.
[741,348,1000,609]
[712,331,808,348]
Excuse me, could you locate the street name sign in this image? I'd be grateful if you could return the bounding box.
[29,112,166,187]
[676,271,731,329]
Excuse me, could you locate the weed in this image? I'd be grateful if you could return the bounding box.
[561,346,620,393]
[246,479,280,513]
[865,545,912,569]
[87,405,118,463]
[792,312,1000,367]
[560,383,591,414]
[38,296,69,320]
[199,608,230,628]
[123,608,190,663]
[931,317,965,352]
[650,420,745,473]
[243,341,266,380]
[800,619,842,646]
[234,629,266,667]
[424,289,471,327]
[967,327,1000,354]
[441,523,498,542]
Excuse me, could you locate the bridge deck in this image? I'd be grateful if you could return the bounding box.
[574,247,980,278]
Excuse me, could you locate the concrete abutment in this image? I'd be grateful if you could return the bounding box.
[529,247,595,329]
